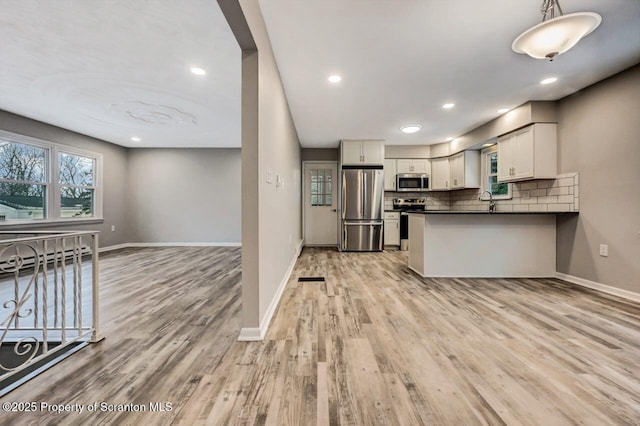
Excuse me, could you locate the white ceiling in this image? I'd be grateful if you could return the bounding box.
[0,1,638,150]
[0,0,240,148]
[258,0,640,147]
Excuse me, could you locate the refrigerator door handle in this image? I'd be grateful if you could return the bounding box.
[341,170,346,220]
[361,170,367,217]
[344,221,382,226]
[343,224,347,250]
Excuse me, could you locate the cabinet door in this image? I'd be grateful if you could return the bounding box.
[497,134,514,182]
[449,152,464,188]
[383,159,397,191]
[431,157,450,190]
[342,141,363,164]
[396,159,413,173]
[384,219,400,245]
[513,126,534,179]
[412,159,430,174]
[362,141,384,164]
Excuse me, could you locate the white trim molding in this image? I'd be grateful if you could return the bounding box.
[555,272,640,303]
[238,238,304,341]
[99,242,241,253]
[237,327,262,341]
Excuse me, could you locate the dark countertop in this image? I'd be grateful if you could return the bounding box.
[407,210,578,215]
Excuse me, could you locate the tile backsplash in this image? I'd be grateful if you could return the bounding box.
[385,172,579,212]
[449,172,579,212]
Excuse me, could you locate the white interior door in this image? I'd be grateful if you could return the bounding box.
[304,162,338,246]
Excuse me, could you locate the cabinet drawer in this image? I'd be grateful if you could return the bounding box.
[384,212,400,220]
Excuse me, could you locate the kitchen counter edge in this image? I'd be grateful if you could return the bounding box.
[406,210,579,215]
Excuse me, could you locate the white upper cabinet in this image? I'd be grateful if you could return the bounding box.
[449,151,480,189]
[362,141,385,164]
[430,157,450,190]
[341,140,385,165]
[497,124,557,182]
[383,159,397,191]
[341,142,363,165]
[397,159,430,174]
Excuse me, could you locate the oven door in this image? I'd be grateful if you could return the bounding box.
[396,175,423,192]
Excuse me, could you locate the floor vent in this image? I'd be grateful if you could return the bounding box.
[298,276,326,282]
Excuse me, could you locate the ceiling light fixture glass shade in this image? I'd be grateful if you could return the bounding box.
[400,125,422,134]
[512,0,601,61]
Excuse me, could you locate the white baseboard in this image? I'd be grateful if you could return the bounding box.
[555,272,640,303]
[237,327,262,341]
[238,238,304,342]
[98,243,130,253]
[99,242,241,253]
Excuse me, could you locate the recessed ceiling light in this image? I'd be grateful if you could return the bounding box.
[190,67,206,76]
[442,103,455,109]
[541,77,558,85]
[482,143,495,147]
[328,75,342,83]
[446,137,454,141]
[131,137,141,142]
[400,125,422,134]
[497,108,510,114]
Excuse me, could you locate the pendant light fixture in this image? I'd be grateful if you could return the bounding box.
[512,0,601,61]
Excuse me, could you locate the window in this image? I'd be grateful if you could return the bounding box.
[481,145,511,200]
[59,152,95,217]
[0,130,102,223]
[310,168,332,206]
[0,142,48,220]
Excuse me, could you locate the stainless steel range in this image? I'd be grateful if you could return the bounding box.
[393,197,426,251]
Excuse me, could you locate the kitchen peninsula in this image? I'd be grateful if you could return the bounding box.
[407,211,578,278]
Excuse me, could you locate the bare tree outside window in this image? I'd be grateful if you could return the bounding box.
[59,152,95,217]
[0,142,47,219]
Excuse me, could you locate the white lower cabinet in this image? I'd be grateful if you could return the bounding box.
[384,212,400,246]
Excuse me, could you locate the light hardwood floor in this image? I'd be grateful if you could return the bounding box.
[1,246,639,425]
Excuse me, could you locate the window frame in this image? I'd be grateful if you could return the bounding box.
[480,144,512,200]
[310,168,333,207]
[0,130,103,226]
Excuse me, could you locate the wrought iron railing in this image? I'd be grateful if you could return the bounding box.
[0,230,100,392]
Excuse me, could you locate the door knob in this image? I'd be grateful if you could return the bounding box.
[331,209,337,212]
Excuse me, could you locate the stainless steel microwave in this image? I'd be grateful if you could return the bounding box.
[396,173,430,192]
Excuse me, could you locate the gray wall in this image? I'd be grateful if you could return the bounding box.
[556,64,640,294]
[0,110,130,247]
[227,0,302,333]
[127,148,241,244]
[0,110,242,247]
[301,148,338,162]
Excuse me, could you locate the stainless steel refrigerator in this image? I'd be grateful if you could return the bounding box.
[341,166,384,251]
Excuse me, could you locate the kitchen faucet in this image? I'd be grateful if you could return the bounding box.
[480,190,496,212]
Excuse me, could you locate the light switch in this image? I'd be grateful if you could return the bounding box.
[599,244,608,257]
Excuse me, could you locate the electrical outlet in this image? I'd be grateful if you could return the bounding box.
[111,225,116,232]
[599,244,608,257]
[266,170,273,184]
